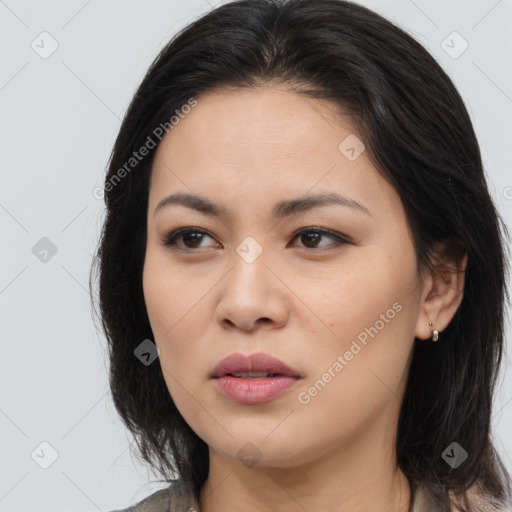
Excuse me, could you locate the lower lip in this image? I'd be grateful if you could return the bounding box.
[214,375,299,404]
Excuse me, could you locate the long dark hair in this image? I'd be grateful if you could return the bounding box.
[90,1,511,510]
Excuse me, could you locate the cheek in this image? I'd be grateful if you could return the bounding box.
[142,253,210,395]
[294,249,418,407]
[299,252,412,342]
[143,250,206,341]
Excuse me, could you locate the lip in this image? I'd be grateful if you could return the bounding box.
[211,352,302,405]
[211,352,301,379]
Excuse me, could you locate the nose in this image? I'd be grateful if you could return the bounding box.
[214,249,289,332]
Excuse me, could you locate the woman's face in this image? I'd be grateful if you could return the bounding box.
[143,85,429,470]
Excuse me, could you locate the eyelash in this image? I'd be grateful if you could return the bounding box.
[161,226,352,252]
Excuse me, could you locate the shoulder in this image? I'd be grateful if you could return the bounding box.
[453,483,512,512]
[106,480,199,512]
[412,482,512,512]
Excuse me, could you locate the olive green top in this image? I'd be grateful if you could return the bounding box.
[108,479,512,512]
[108,481,199,512]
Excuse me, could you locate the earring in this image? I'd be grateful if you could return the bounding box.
[428,321,439,342]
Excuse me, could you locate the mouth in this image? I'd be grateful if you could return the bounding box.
[224,372,286,378]
[211,352,302,379]
[211,352,302,405]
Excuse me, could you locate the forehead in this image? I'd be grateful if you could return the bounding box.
[156,84,351,156]
[148,85,402,225]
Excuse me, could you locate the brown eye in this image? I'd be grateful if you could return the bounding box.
[161,226,351,252]
[290,228,351,250]
[162,227,219,250]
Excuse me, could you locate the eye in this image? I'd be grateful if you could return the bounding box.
[161,226,351,252]
[161,227,219,250]
[289,227,351,251]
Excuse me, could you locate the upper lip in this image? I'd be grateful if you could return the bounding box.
[211,352,301,378]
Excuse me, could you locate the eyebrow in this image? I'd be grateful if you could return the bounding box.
[154,192,372,219]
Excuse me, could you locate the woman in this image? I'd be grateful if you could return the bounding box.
[91,0,512,510]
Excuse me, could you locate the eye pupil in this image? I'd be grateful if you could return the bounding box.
[183,232,203,248]
[302,232,321,248]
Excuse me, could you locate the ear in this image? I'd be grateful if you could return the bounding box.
[414,238,468,341]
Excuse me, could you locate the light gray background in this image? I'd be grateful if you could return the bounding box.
[1,0,511,510]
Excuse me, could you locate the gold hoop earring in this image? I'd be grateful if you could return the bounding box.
[429,320,439,342]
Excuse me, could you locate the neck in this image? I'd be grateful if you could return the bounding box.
[199,418,411,512]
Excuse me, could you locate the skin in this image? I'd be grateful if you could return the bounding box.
[142,84,467,512]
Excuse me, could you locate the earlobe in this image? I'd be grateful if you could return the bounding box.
[414,241,468,342]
